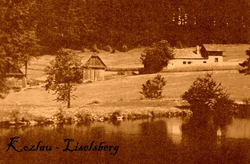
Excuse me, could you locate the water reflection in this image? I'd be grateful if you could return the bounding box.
[181,117,221,164]
[0,117,250,163]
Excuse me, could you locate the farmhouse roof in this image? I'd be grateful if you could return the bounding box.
[173,48,204,59]
[202,44,225,52]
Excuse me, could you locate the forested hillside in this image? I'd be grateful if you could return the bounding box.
[1,0,250,54]
[35,0,250,50]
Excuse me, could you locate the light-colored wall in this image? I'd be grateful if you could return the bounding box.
[168,56,223,69]
[168,59,208,69]
[207,56,223,63]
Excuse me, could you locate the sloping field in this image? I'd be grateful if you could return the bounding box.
[1,70,249,108]
[24,48,144,80]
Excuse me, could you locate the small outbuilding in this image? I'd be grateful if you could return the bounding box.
[81,54,107,82]
[5,63,27,88]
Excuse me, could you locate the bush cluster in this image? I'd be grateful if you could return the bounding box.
[182,74,234,126]
[239,49,250,74]
[141,75,166,99]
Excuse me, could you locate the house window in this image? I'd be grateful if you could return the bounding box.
[203,61,207,63]
[215,58,219,62]
[183,61,186,64]
[188,61,192,64]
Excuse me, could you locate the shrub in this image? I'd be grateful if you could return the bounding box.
[121,44,128,52]
[102,45,112,52]
[140,75,166,99]
[239,49,250,74]
[91,44,100,53]
[12,86,22,92]
[182,74,234,119]
[140,40,173,74]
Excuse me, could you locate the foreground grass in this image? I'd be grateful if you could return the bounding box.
[2,70,249,107]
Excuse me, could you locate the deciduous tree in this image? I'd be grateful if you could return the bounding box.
[0,0,39,97]
[45,49,82,108]
[140,40,173,74]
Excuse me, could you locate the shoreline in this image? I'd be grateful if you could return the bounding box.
[0,98,249,127]
[0,99,192,126]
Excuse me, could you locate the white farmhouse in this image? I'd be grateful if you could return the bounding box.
[168,44,224,69]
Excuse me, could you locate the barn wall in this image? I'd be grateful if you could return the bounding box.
[82,68,105,81]
[6,76,27,88]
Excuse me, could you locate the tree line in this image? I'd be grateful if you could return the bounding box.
[1,0,250,54]
[35,0,250,50]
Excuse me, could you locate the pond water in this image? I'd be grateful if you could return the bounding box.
[1,117,250,164]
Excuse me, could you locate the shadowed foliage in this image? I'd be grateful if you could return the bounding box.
[182,74,234,127]
[239,49,250,75]
[140,40,173,74]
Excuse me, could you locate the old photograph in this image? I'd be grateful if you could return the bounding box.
[1,0,250,163]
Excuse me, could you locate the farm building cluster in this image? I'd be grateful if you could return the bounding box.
[4,44,243,89]
[4,50,107,89]
[168,44,224,69]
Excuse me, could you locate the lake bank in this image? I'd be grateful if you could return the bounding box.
[0,98,192,126]
[0,97,249,127]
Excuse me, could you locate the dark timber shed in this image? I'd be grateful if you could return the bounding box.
[81,54,106,82]
[5,63,27,88]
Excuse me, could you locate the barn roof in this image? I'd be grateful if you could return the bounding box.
[81,54,106,69]
[4,63,25,76]
[173,48,204,59]
[202,44,225,52]
[61,49,106,68]
[80,54,93,64]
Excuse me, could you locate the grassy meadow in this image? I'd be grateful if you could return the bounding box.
[1,70,249,107]
[22,44,250,80]
[1,44,250,121]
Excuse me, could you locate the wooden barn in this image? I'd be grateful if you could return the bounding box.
[5,63,27,88]
[81,54,107,82]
